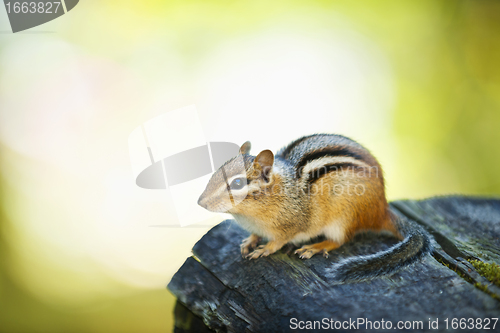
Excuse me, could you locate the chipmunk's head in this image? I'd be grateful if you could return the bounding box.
[198,141,276,213]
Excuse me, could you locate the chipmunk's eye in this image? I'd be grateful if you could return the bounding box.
[229,177,246,190]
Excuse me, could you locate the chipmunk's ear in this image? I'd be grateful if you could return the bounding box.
[239,141,251,155]
[254,150,274,182]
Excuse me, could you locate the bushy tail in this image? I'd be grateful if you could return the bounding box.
[328,212,432,283]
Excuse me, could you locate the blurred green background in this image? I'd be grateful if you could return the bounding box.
[1,0,499,332]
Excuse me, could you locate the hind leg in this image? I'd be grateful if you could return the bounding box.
[295,240,340,259]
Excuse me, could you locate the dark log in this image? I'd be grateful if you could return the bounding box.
[168,196,500,332]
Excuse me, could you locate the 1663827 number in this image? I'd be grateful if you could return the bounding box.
[5,2,62,14]
[444,318,498,330]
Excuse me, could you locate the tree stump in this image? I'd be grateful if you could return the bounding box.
[168,196,500,332]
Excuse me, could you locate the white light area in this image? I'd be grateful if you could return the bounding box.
[0,36,205,304]
[196,25,395,154]
[128,126,152,179]
[128,105,209,183]
[0,37,148,176]
[1,155,207,304]
[168,173,216,227]
[143,105,206,160]
[0,38,91,167]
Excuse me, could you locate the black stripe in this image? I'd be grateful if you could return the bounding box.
[306,162,362,184]
[296,147,367,178]
[220,167,235,206]
[276,135,314,159]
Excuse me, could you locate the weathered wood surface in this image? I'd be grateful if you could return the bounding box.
[168,196,500,332]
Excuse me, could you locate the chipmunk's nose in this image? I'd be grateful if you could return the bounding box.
[197,195,207,209]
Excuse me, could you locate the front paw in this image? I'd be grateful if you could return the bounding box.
[246,245,271,260]
[240,234,260,257]
[245,239,285,260]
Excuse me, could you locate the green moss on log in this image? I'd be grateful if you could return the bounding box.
[468,259,500,288]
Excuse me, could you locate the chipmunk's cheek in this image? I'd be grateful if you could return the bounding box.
[231,188,249,207]
[217,201,234,213]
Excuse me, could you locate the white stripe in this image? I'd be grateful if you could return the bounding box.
[301,156,368,176]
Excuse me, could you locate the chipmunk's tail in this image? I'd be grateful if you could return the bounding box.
[329,211,432,283]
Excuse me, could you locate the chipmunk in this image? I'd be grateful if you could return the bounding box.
[198,134,431,282]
